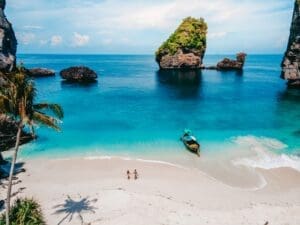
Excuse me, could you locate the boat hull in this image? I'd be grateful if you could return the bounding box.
[181,135,200,156]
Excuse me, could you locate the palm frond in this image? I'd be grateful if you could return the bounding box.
[0,94,16,116]
[0,93,10,102]
[1,66,63,133]
[32,111,61,131]
[33,103,64,119]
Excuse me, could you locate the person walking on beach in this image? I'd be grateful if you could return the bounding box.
[134,169,138,180]
[126,169,139,180]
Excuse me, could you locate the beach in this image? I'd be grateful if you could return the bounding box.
[1,156,299,225]
[0,0,300,224]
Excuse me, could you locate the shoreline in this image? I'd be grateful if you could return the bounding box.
[12,136,300,189]
[16,154,300,189]
[1,156,300,225]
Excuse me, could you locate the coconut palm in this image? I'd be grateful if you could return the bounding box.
[0,67,63,225]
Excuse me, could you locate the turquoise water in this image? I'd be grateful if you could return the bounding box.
[17,54,300,162]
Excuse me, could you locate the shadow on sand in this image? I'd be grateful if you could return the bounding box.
[1,162,27,208]
[0,161,26,179]
[53,196,98,225]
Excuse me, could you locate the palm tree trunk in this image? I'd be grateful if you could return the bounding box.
[5,123,22,225]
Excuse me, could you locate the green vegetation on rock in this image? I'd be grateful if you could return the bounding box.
[0,198,46,225]
[156,17,207,59]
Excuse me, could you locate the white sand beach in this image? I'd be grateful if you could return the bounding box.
[1,157,300,225]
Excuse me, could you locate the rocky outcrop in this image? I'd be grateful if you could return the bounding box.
[0,115,33,152]
[158,49,202,69]
[25,68,55,77]
[216,53,247,70]
[0,0,17,72]
[60,66,97,82]
[156,17,207,69]
[281,0,300,88]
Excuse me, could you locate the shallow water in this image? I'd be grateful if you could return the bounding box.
[16,54,300,177]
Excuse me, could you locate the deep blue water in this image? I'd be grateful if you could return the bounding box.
[17,54,300,160]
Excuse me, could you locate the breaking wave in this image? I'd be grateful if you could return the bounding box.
[231,136,300,172]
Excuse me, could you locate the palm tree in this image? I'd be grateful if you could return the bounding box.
[0,67,63,225]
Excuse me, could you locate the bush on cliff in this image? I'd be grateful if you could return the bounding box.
[156,17,207,59]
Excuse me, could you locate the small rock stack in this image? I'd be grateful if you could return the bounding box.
[216,53,247,70]
[155,17,207,69]
[281,0,300,88]
[60,66,98,82]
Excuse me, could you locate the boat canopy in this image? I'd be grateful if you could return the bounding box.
[183,135,197,142]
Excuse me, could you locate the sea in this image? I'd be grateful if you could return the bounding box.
[16,54,300,186]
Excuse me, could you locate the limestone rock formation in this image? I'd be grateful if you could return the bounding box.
[0,0,17,72]
[25,68,55,77]
[216,53,247,70]
[158,50,202,69]
[60,66,97,82]
[156,17,207,69]
[281,0,300,88]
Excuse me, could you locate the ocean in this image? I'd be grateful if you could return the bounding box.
[17,54,300,179]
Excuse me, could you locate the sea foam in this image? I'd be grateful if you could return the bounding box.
[231,136,300,172]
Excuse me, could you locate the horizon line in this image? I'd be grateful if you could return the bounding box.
[17,53,285,56]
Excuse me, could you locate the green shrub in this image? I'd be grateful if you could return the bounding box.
[0,198,46,225]
[156,17,207,59]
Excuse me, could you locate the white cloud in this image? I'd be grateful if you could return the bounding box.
[51,35,63,46]
[23,25,43,30]
[101,38,113,45]
[10,0,293,53]
[208,32,227,39]
[72,32,90,47]
[17,32,35,45]
[68,0,289,31]
[39,39,48,45]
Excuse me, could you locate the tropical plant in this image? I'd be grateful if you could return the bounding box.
[0,67,63,225]
[0,198,46,225]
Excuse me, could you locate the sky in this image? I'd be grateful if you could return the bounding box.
[6,0,294,54]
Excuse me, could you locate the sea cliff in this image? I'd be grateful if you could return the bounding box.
[281,0,300,87]
[0,0,17,72]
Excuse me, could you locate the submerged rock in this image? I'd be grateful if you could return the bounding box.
[60,66,97,82]
[216,53,247,70]
[0,0,17,72]
[156,17,207,69]
[25,68,55,77]
[281,0,300,88]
